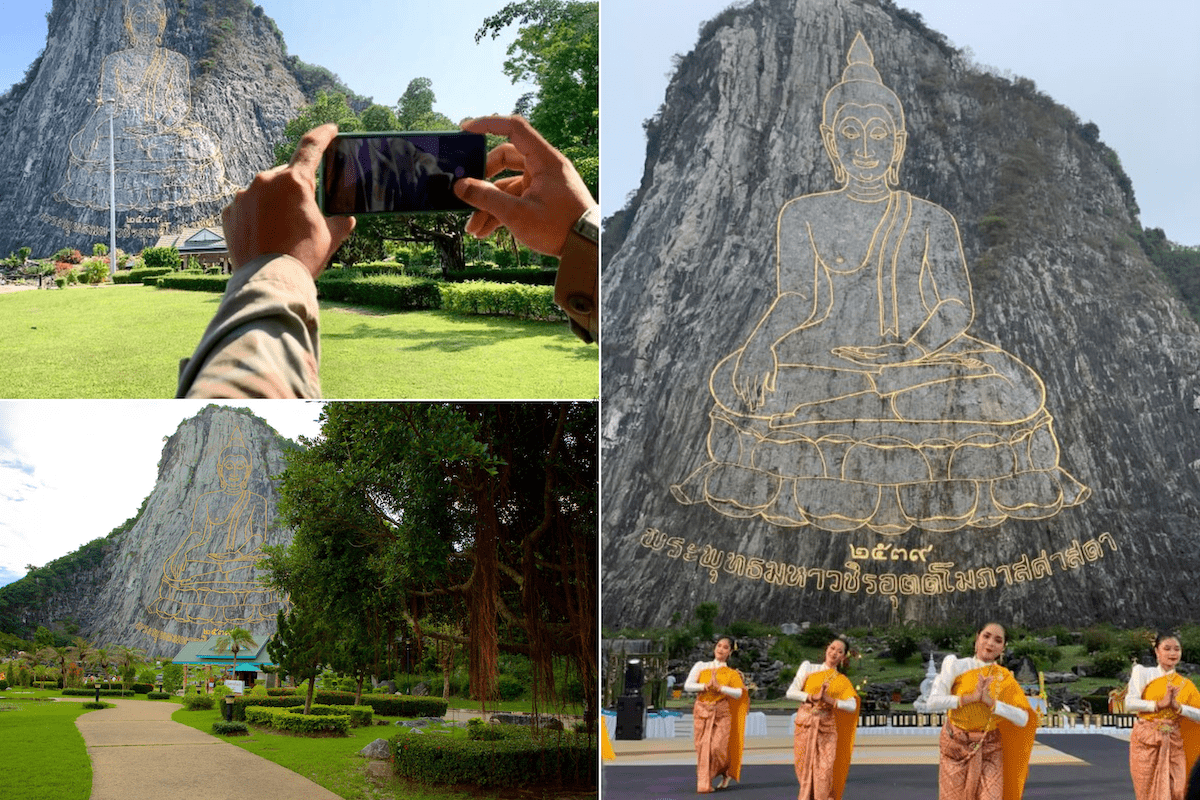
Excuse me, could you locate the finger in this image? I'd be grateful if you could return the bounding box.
[484,142,526,179]
[327,214,357,254]
[453,176,529,223]
[461,114,552,156]
[290,123,340,179]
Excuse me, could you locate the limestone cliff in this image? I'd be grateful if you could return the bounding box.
[0,0,352,257]
[0,405,297,656]
[601,0,1200,630]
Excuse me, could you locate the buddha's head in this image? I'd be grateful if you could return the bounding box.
[125,0,168,47]
[821,33,907,189]
[217,431,252,492]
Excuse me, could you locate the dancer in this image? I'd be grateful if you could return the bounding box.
[927,622,1037,799]
[685,636,749,792]
[787,636,859,799]
[1126,632,1200,800]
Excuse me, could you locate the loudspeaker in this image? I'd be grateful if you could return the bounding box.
[615,693,646,740]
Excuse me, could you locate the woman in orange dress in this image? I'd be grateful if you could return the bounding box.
[786,636,859,800]
[1126,633,1200,800]
[685,636,749,792]
[927,622,1038,800]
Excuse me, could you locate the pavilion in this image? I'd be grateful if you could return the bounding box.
[171,634,276,690]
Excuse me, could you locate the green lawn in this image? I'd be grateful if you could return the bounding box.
[173,704,594,800]
[0,696,96,800]
[0,285,597,398]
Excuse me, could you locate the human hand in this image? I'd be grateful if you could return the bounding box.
[975,676,996,708]
[832,342,923,366]
[221,123,356,278]
[452,115,594,257]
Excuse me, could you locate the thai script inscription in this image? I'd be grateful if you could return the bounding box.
[638,528,1117,600]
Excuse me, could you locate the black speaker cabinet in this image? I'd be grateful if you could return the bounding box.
[615,694,646,740]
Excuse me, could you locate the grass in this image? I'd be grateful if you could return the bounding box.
[0,285,597,398]
[0,695,96,800]
[173,704,595,800]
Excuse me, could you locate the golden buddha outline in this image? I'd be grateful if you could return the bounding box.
[54,0,233,211]
[148,426,279,625]
[671,33,1089,534]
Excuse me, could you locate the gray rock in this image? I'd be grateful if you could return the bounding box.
[410,681,430,697]
[358,738,392,760]
[601,0,1200,630]
[0,2,348,256]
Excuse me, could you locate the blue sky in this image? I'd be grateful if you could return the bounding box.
[0,0,534,127]
[601,0,1200,246]
[0,401,326,587]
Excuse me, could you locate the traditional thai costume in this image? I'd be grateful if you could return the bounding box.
[686,659,749,792]
[1125,664,1200,800]
[786,660,859,799]
[926,655,1037,800]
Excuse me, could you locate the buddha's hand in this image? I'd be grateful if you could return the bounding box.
[733,343,777,411]
[832,342,925,366]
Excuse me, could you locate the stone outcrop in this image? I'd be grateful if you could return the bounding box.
[0,405,297,656]
[601,0,1200,629]
[0,0,344,256]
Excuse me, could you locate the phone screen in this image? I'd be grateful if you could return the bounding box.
[318,132,486,215]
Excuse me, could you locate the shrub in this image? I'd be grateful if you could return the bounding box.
[438,281,564,322]
[62,688,134,697]
[53,248,83,264]
[316,273,441,310]
[445,267,555,286]
[212,720,249,735]
[163,664,183,694]
[1090,650,1131,679]
[54,277,65,289]
[147,691,170,700]
[0,680,8,690]
[141,246,182,270]
[297,703,372,727]
[81,701,111,710]
[156,272,229,292]
[182,693,215,711]
[390,726,594,789]
[245,706,351,735]
[232,691,446,721]
[885,627,921,664]
[495,674,525,701]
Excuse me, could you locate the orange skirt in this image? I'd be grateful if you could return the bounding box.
[1130,718,1186,800]
[939,720,1003,800]
[794,706,839,800]
[694,698,732,793]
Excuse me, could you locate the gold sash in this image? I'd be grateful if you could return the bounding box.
[697,665,750,781]
[946,664,1038,800]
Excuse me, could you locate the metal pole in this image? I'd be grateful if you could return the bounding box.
[108,101,117,275]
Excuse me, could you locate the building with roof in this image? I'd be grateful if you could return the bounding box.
[172,633,275,689]
[152,226,231,271]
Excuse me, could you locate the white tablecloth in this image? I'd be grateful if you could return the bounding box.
[744,711,767,737]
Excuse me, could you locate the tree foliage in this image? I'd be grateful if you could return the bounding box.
[268,402,597,716]
[476,0,598,195]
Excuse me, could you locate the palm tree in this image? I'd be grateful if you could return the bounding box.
[94,646,112,684]
[213,628,257,682]
[114,645,145,691]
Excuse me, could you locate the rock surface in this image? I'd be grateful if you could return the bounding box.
[601,0,1200,629]
[2,405,297,656]
[0,0,338,256]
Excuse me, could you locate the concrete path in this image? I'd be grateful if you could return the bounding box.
[72,698,342,800]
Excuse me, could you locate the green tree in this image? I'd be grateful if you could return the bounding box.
[114,646,145,691]
[272,403,597,716]
[273,91,361,166]
[396,77,455,130]
[213,627,257,680]
[476,0,598,194]
[359,103,399,133]
[267,608,327,714]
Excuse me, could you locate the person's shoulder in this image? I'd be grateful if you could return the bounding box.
[907,194,957,222]
[940,653,960,670]
[778,190,840,218]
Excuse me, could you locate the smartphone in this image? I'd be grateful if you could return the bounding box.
[318,131,486,215]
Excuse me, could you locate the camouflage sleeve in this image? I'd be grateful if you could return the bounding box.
[554,205,599,344]
[176,254,322,398]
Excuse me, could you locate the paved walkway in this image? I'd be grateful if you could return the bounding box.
[71,698,342,800]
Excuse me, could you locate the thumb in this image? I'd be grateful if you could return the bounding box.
[327,215,357,254]
[454,177,524,225]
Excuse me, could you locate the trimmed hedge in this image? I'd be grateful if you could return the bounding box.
[113,267,173,285]
[212,720,249,735]
[439,281,565,322]
[245,705,351,735]
[390,726,595,789]
[446,268,555,286]
[147,691,170,700]
[232,691,445,720]
[62,688,134,697]
[298,703,372,727]
[156,273,229,292]
[182,693,215,710]
[316,273,441,310]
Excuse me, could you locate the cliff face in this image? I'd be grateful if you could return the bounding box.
[601,0,1200,630]
[0,406,296,656]
[0,0,318,256]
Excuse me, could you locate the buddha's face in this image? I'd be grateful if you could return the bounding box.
[126,1,166,47]
[823,103,905,186]
[218,454,250,491]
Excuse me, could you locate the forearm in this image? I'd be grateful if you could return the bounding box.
[992,700,1028,727]
[176,254,321,398]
